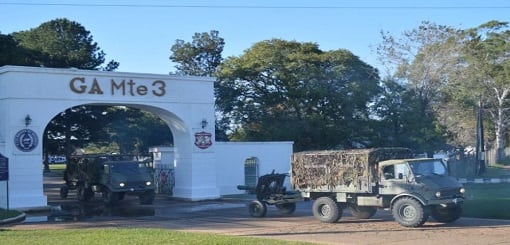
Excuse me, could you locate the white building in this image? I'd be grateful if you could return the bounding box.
[0,66,292,209]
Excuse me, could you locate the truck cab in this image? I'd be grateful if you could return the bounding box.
[378,158,465,226]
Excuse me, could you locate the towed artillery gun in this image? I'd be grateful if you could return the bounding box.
[238,170,302,217]
[60,154,156,205]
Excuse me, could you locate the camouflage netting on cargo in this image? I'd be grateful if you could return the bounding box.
[291,148,412,192]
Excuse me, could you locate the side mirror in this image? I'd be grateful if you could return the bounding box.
[398,173,403,179]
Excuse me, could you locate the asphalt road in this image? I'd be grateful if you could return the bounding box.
[5,175,510,245]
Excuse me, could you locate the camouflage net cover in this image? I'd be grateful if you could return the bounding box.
[291,148,412,192]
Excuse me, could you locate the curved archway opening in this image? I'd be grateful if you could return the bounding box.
[41,103,189,203]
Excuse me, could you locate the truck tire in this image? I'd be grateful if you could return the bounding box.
[77,186,94,202]
[431,204,462,223]
[118,192,126,201]
[102,189,118,205]
[392,197,428,227]
[276,202,296,215]
[312,197,341,223]
[349,205,377,219]
[60,186,69,199]
[249,200,267,217]
[139,190,156,205]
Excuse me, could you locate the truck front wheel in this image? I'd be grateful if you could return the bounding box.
[431,204,462,223]
[349,205,377,219]
[392,197,428,227]
[312,197,341,223]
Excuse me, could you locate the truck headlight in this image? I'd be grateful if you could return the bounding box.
[119,182,125,187]
[435,191,441,198]
[459,187,465,194]
[145,181,152,186]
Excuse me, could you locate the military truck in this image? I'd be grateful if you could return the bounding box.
[291,148,465,227]
[60,154,156,205]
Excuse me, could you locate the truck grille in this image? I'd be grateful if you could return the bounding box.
[440,188,462,198]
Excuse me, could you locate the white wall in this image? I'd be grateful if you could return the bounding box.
[215,141,293,195]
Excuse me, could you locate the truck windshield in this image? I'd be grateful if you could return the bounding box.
[409,160,447,176]
[110,162,151,174]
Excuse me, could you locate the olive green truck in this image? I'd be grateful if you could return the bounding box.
[291,148,465,227]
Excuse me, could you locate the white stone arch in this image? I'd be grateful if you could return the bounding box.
[0,66,219,209]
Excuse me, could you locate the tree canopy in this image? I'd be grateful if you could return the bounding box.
[170,30,224,76]
[216,39,381,151]
[11,18,119,70]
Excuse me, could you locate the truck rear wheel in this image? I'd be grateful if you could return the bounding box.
[276,202,296,214]
[77,186,94,202]
[392,197,428,227]
[60,186,69,199]
[312,197,341,223]
[249,200,267,217]
[349,205,377,219]
[102,189,118,205]
[431,204,462,223]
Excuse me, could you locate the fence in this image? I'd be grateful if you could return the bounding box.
[154,164,175,195]
[486,147,510,165]
[446,151,479,178]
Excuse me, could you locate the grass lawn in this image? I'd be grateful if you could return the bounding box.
[0,228,316,245]
[462,182,510,219]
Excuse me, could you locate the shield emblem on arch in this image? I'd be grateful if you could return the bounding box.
[194,131,212,149]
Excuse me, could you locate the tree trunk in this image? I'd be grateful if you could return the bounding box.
[495,101,506,162]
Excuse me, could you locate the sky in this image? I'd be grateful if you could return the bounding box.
[1,0,509,75]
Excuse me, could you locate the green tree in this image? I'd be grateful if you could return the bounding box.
[451,21,510,160]
[216,39,381,151]
[376,21,463,150]
[12,18,118,70]
[170,30,224,76]
[372,79,448,153]
[44,106,112,163]
[105,107,172,154]
[0,33,36,66]
[169,30,228,140]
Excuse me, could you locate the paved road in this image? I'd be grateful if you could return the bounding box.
[5,176,510,245]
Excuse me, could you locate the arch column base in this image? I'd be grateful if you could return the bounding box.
[172,186,220,201]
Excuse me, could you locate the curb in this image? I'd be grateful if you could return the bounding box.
[0,212,26,225]
[458,178,510,184]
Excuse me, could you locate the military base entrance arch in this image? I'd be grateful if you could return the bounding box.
[0,66,220,209]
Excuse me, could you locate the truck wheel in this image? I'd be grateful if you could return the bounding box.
[248,200,267,217]
[349,205,377,219]
[392,197,428,227]
[312,197,341,223]
[102,189,118,205]
[139,190,155,205]
[60,186,69,199]
[118,192,126,200]
[77,186,94,202]
[431,205,462,223]
[276,202,296,215]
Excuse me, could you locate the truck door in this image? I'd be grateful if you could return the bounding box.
[379,163,412,195]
